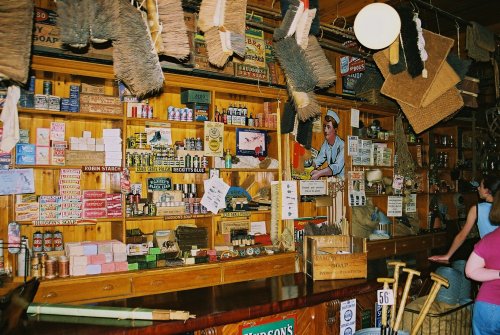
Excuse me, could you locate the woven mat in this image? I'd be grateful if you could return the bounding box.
[376,30,459,108]
[375,45,463,133]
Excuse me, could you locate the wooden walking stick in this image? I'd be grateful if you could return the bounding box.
[388,261,406,334]
[377,277,395,335]
[410,272,449,335]
[393,268,421,335]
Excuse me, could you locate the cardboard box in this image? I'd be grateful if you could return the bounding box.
[305,235,367,281]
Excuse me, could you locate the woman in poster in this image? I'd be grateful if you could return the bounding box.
[310,110,345,180]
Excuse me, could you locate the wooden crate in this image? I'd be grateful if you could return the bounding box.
[305,235,367,281]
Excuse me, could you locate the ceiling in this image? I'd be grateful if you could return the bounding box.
[248,0,500,39]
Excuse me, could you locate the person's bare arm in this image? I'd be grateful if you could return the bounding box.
[429,205,477,261]
[465,251,499,282]
[310,167,333,180]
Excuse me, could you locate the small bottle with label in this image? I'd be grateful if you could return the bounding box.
[225,150,232,168]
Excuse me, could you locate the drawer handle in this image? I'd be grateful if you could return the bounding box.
[401,243,408,248]
[102,284,114,291]
[43,292,57,299]
[152,280,164,286]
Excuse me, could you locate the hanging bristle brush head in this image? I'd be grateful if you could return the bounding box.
[198,0,219,32]
[304,35,336,88]
[273,0,303,41]
[57,0,91,48]
[204,27,231,67]
[158,0,191,60]
[295,8,316,49]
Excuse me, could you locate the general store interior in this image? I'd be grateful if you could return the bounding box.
[0,0,499,334]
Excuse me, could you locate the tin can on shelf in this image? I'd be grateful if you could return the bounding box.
[43,231,53,252]
[33,231,43,252]
[43,80,52,95]
[53,231,64,251]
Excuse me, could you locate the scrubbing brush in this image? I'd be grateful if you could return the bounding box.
[292,90,321,121]
[304,35,336,88]
[274,37,317,92]
[273,0,303,41]
[222,0,247,57]
[112,0,164,98]
[198,0,225,32]
[205,27,232,67]
[295,7,316,49]
[157,0,191,60]
[57,0,91,48]
[88,0,116,43]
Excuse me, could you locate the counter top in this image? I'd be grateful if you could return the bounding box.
[5,273,380,335]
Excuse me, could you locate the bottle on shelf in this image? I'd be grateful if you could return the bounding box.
[225,149,232,168]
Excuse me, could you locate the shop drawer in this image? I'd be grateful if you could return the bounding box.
[433,232,448,248]
[367,240,396,260]
[133,265,221,295]
[34,276,131,304]
[223,254,295,283]
[396,235,433,254]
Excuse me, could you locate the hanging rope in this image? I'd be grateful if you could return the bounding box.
[394,114,416,180]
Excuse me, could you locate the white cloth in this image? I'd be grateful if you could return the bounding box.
[0,85,20,152]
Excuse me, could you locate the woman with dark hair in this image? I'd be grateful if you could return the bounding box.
[429,174,500,262]
[465,184,500,334]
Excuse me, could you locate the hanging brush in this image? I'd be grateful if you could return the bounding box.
[291,90,321,121]
[273,0,303,41]
[0,0,34,84]
[198,0,225,32]
[88,0,117,43]
[274,37,317,92]
[112,0,164,98]
[146,0,164,54]
[157,0,191,60]
[304,35,336,88]
[222,0,247,58]
[56,0,91,48]
[295,5,316,49]
[204,27,231,67]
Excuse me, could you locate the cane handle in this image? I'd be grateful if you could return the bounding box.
[393,269,421,332]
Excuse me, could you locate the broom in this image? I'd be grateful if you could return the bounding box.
[88,0,117,43]
[0,0,34,84]
[56,0,91,48]
[274,37,317,92]
[304,35,336,88]
[273,0,303,41]
[157,0,191,60]
[112,0,164,98]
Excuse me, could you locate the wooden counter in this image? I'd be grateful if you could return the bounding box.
[7,273,382,335]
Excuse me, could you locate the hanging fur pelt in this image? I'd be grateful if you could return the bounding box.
[0,0,34,84]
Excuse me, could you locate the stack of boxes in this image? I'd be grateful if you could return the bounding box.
[80,83,121,115]
[82,190,107,219]
[65,240,128,276]
[103,129,122,167]
[126,245,168,270]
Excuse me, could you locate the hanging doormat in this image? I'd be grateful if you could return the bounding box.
[375,50,463,134]
[0,0,34,84]
[377,30,459,109]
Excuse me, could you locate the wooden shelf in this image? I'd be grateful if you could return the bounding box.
[126,214,214,221]
[351,165,393,169]
[17,108,124,121]
[219,168,279,172]
[126,118,205,128]
[223,124,277,132]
